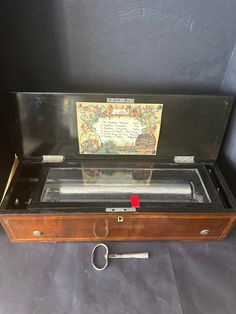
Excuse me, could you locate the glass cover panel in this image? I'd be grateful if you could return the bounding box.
[40,167,212,204]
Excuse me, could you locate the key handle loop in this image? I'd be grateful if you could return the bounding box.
[91,243,109,271]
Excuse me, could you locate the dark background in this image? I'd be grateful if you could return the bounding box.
[1,0,236,95]
[0,2,236,313]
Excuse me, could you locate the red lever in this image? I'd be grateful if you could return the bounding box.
[130,195,140,208]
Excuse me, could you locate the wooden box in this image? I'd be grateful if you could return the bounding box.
[0,93,235,242]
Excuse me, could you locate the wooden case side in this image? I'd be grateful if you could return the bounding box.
[0,155,19,206]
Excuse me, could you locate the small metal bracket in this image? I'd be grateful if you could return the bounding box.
[107,98,135,103]
[42,155,65,163]
[106,207,136,213]
[174,156,195,163]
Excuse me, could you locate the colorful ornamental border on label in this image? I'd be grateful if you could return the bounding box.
[76,102,163,155]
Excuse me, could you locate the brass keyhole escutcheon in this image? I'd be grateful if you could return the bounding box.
[117,216,124,222]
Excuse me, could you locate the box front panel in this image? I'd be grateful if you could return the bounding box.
[1,214,235,242]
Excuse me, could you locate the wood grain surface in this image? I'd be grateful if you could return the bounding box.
[1,213,235,242]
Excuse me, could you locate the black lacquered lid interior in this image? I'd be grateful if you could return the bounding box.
[3,92,233,162]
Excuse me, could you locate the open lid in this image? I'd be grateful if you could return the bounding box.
[3,92,233,162]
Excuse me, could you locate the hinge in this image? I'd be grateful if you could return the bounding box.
[174,156,195,164]
[42,155,65,163]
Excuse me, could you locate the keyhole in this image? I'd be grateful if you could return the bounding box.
[117,216,124,222]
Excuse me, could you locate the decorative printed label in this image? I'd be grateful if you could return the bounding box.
[76,102,163,155]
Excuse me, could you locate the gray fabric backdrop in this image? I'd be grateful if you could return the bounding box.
[1,0,236,95]
[1,1,236,313]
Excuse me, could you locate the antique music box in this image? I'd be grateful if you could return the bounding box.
[0,93,236,242]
